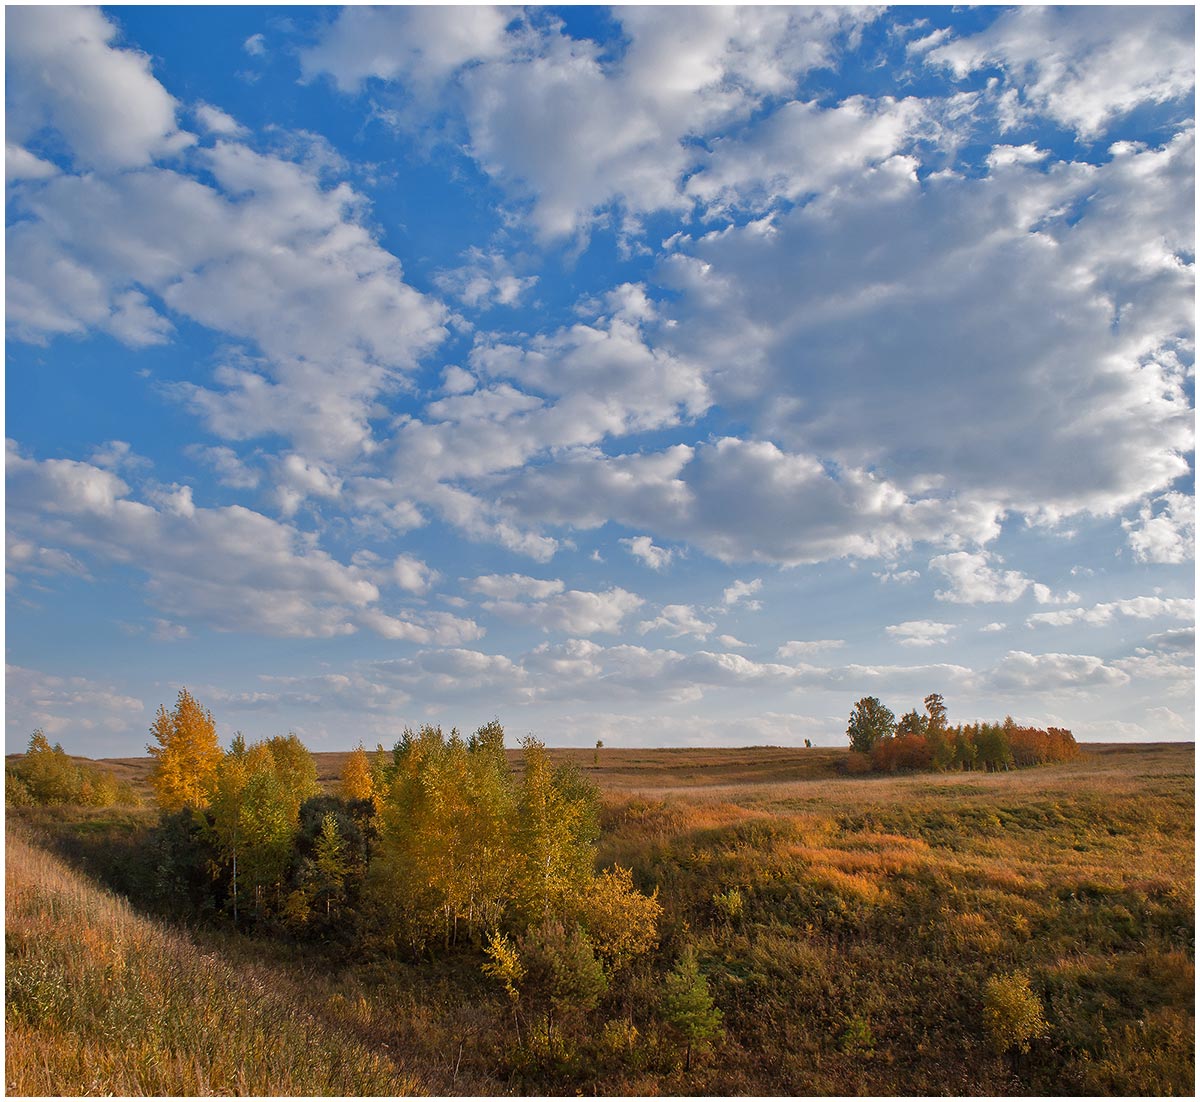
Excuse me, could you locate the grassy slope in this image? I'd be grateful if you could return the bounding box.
[6,742,1195,1095]
[5,826,422,1096]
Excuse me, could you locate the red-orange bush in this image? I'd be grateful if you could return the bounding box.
[845,751,874,775]
[870,734,932,774]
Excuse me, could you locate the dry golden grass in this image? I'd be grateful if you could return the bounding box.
[5,825,422,1096]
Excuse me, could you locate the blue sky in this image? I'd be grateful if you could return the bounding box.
[5,4,1194,756]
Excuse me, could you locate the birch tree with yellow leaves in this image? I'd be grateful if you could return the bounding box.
[146,688,223,812]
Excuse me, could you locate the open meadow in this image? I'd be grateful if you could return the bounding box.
[6,741,1195,1095]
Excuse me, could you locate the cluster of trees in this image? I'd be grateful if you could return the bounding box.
[140,691,712,1060]
[6,730,140,807]
[845,693,1078,774]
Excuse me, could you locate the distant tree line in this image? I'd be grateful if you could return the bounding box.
[845,693,1079,774]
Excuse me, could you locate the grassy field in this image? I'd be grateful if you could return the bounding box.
[6,741,1194,1095]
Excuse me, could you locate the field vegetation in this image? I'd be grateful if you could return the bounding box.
[5,696,1194,1096]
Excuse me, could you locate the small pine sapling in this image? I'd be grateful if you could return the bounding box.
[661,946,723,1071]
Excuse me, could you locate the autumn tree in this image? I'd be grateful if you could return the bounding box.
[264,732,320,820]
[236,742,296,918]
[896,709,928,738]
[469,719,506,758]
[208,736,304,921]
[923,692,947,728]
[18,730,80,804]
[846,696,896,754]
[370,723,520,949]
[208,739,250,922]
[514,738,599,925]
[338,744,375,803]
[8,729,134,806]
[147,689,222,812]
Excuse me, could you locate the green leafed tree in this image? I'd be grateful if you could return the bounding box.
[264,732,320,820]
[952,724,978,771]
[923,692,947,729]
[370,723,520,949]
[208,737,300,921]
[237,743,296,918]
[846,696,896,754]
[976,722,1014,773]
[896,708,928,738]
[208,742,250,923]
[923,692,954,770]
[18,730,80,804]
[312,811,351,918]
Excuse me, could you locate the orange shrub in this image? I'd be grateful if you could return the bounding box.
[845,751,874,775]
[871,734,932,774]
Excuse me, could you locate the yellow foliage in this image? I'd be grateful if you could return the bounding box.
[807,864,889,904]
[600,1017,640,1055]
[482,931,524,1001]
[338,745,375,803]
[146,689,222,812]
[577,865,662,970]
[983,971,1048,1054]
[943,910,1004,955]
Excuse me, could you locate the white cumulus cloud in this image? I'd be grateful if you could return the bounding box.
[638,604,716,640]
[924,6,1194,139]
[621,535,676,571]
[722,578,763,609]
[1124,491,1195,564]
[1027,595,1195,629]
[886,620,956,648]
[6,6,193,172]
